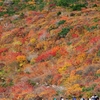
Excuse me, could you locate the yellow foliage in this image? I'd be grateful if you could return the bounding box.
[30,38,36,44]
[58,62,72,74]
[92,57,100,64]
[58,66,67,74]
[30,58,36,65]
[28,0,35,5]
[96,69,100,74]
[76,53,86,63]
[67,84,82,95]
[65,61,72,67]
[13,41,22,46]
[84,92,92,98]
[17,55,26,63]
[16,55,27,66]
[63,75,81,87]
[24,94,35,99]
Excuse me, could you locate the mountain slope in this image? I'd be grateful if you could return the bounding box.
[0,0,100,99]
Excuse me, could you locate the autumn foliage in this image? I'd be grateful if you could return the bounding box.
[0,0,100,99]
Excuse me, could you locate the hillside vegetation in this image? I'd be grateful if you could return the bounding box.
[0,0,100,99]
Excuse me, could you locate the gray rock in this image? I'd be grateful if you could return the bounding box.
[27,52,38,62]
[0,17,4,21]
[4,0,13,5]
[11,15,20,20]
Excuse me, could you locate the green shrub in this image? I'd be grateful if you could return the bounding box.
[58,27,70,38]
[82,84,96,92]
[57,0,77,7]
[84,25,98,32]
[6,8,15,15]
[28,4,36,10]
[0,1,3,6]
[70,3,86,11]
[93,18,99,22]
[38,2,46,11]
[57,11,61,16]
[92,4,97,7]
[57,20,66,26]
[97,50,100,56]
[13,0,20,4]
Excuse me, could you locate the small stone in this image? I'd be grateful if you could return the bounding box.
[0,18,4,21]
[11,15,20,20]
[4,0,13,5]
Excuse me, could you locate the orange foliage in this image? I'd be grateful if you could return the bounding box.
[96,69,100,74]
[60,16,68,21]
[16,55,27,66]
[27,29,35,38]
[66,84,82,96]
[40,87,56,98]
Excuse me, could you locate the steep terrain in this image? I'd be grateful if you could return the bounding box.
[0,0,100,100]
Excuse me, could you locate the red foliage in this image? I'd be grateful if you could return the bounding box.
[0,48,8,55]
[0,87,6,93]
[32,11,41,16]
[16,27,25,37]
[36,46,59,62]
[52,74,62,84]
[85,58,92,65]
[10,82,33,99]
[75,45,85,52]
[0,7,3,12]
[72,33,79,38]
[0,25,3,33]
[59,47,68,55]
[20,37,27,44]
[0,52,21,62]
[26,17,33,24]
[49,4,56,8]
[90,36,100,44]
